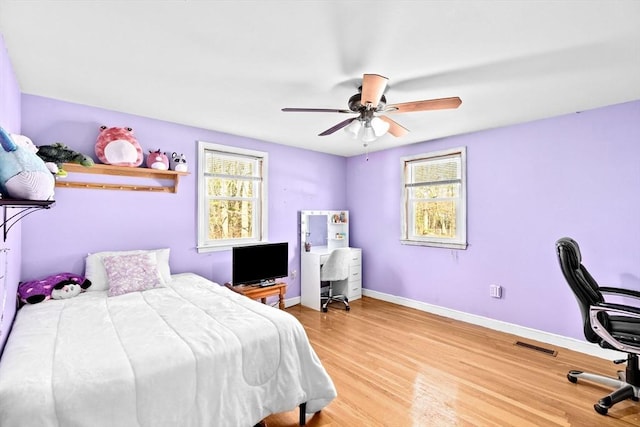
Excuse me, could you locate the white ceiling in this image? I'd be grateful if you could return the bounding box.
[1,1,639,157]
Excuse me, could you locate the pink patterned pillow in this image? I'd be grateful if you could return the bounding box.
[103,252,165,297]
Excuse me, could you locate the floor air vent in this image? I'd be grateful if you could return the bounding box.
[514,341,557,357]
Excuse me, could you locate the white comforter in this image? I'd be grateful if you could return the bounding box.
[0,273,336,427]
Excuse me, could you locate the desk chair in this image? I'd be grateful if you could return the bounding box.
[556,237,640,415]
[320,247,352,312]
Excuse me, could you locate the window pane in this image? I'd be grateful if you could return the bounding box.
[411,156,460,183]
[206,177,255,198]
[198,141,268,251]
[205,153,256,176]
[412,183,460,199]
[208,199,254,240]
[413,200,457,238]
[401,147,466,248]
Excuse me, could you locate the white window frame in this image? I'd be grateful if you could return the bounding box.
[197,141,268,252]
[400,146,467,249]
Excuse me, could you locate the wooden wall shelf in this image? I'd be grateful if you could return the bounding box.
[55,163,189,193]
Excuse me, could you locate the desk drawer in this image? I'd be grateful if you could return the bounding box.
[348,282,362,300]
[348,271,361,300]
[350,249,361,265]
[348,248,362,301]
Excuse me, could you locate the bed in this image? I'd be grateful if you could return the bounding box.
[0,261,336,427]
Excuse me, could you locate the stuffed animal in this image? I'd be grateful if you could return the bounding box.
[95,126,143,167]
[0,126,55,200]
[168,152,188,172]
[11,134,56,173]
[50,280,86,300]
[18,272,92,305]
[36,142,95,177]
[10,133,38,154]
[146,149,169,170]
[11,134,59,174]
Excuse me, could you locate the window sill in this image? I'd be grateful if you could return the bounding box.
[197,245,233,253]
[400,239,468,250]
[197,240,270,253]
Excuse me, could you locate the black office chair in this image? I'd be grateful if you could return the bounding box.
[556,237,640,415]
[320,247,352,312]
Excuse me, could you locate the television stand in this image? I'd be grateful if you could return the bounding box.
[231,282,287,310]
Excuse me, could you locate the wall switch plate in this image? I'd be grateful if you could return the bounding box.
[490,284,502,298]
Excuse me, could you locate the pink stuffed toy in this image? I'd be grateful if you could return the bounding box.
[146,149,169,170]
[95,126,143,167]
[18,272,92,305]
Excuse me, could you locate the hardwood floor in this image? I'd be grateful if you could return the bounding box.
[264,297,640,426]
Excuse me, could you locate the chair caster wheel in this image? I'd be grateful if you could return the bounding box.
[567,373,578,383]
[594,403,608,415]
[345,306,350,311]
[322,307,328,313]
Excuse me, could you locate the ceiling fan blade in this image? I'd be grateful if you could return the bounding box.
[379,116,409,137]
[282,107,354,113]
[318,117,358,136]
[361,74,388,108]
[386,97,462,114]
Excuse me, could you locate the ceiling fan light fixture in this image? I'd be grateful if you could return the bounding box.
[344,119,363,138]
[361,124,377,143]
[370,116,390,137]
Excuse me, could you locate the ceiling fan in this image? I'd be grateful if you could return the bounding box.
[282,74,462,143]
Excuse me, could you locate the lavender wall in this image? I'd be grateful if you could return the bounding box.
[12,68,640,345]
[19,95,347,297]
[0,33,23,353]
[347,100,640,341]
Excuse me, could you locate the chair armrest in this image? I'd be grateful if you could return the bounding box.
[600,286,640,300]
[597,301,640,316]
[590,302,640,354]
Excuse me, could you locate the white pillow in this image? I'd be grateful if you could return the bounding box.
[85,248,171,291]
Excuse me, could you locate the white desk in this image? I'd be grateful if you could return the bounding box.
[300,246,362,311]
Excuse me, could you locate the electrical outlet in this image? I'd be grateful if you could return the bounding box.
[490,284,502,298]
[290,269,297,280]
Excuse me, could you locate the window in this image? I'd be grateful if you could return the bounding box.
[401,147,467,249]
[197,141,268,252]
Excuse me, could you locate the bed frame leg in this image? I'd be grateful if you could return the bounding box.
[299,402,306,426]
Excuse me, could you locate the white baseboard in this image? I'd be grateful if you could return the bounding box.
[285,296,300,308]
[362,289,625,361]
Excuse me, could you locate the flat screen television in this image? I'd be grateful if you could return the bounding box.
[232,242,289,286]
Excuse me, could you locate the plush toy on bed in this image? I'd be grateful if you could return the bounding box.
[18,272,92,305]
[95,126,143,167]
[0,126,55,200]
[36,142,95,177]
